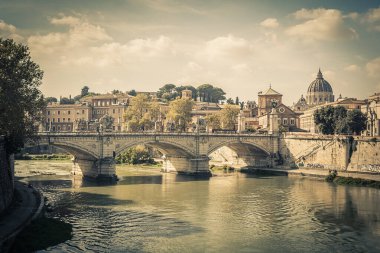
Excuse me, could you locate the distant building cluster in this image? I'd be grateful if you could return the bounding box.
[41,69,380,136]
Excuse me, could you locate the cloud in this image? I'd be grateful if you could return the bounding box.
[0,20,23,41]
[201,34,253,61]
[285,8,358,41]
[363,7,380,32]
[366,57,380,77]
[50,15,81,26]
[61,35,175,66]
[28,14,112,54]
[260,18,279,29]
[344,64,360,72]
[365,7,380,23]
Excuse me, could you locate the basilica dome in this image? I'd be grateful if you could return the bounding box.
[307,69,333,93]
[306,69,334,106]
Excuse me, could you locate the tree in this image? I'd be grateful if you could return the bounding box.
[314,106,366,135]
[314,106,336,135]
[45,97,57,103]
[115,145,154,164]
[124,94,153,131]
[235,96,240,105]
[81,86,89,97]
[346,110,367,135]
[157,84,177,100]
[128,89,137,96]
[166,98,195,131]
[226,98,234,104]
[197,84,226,103]
[0,38,45,154]
[219,104,239,130]
[112,89,122,94]
[205,114,221,130]
[60,97,75,104]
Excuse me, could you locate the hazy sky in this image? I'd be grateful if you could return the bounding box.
[1,0,380,104]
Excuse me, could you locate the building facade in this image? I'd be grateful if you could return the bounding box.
[43,93,131,132]
[257,87,300,131]
[362,93,380,136]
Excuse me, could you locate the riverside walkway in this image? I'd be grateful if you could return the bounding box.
[0,181,44,252]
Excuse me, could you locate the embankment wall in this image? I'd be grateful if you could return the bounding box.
[0,136,14,214]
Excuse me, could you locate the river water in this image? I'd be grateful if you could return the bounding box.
[15,161,380,253]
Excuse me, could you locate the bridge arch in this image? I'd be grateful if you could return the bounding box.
[29,139,98,160]
[207,140,272,168]
[207,140,271,156]
[115,140,196,158]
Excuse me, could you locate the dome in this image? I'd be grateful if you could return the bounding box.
[307,69,333,93]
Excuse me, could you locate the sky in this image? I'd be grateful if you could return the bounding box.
[1,0,380,105]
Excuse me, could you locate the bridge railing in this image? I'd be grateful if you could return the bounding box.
[36,131,272,137]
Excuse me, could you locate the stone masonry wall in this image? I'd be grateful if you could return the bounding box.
[0,136,14,214]
[280,135,348,170]
[347,137,380,172]
[280,135,380,171]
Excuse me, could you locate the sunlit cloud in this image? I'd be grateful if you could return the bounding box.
[260,18,279,29]
[344,64,360,72]
[0,20,23,41]
[286,8,358,41]
[200,34,253,62]
[366,57,380,77]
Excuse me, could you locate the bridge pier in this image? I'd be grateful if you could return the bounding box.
[162,155,211,177]
[72,157,118,182]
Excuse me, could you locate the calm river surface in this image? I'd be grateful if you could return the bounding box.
[15,161,380,253]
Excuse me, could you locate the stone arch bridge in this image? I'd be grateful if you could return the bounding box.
[33,132,280,181]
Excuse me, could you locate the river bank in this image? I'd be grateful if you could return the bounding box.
[0,181,44,252]
[240,167,380,188]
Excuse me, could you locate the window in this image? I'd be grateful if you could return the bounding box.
[52,126,56,131]
[52,118,55,122]
[68,118,71,122]
[47,111,50,115]
[63,118,65,122]
[113,109,115,114]
[68,126,71,131]
[290,118,295,125]
[58,118,60,122]
[283,118,288,125]
[57,126,61,131]
[68,111,71,115]
[82,110,85,114]
[58,111,60,115]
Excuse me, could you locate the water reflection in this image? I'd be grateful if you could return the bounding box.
[15,161,380,253]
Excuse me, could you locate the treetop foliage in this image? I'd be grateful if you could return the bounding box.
[0,38,45,153]
[156,83,226,103]
[314,106,367,135]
